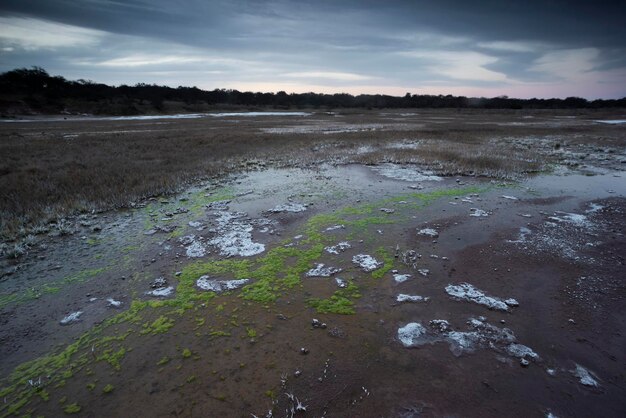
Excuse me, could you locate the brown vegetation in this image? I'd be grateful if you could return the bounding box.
[1,109,625,241]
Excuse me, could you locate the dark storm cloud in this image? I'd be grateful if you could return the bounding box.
[3,0,625,51]
[0,0,625,98]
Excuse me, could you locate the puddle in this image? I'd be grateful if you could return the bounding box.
[593,119,626,124]
[209,112,311,117]
[370,163,443,182]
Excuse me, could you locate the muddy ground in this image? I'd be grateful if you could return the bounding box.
[0,110,625,417]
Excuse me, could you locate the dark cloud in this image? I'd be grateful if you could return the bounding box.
[3,0,625,50]
[0,0,625,98]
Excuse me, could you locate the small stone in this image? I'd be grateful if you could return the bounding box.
[312,319,321,328]
[520,359,530,367]
[321,323,327,329]
[294,370,302,377]
[300,347,309,355]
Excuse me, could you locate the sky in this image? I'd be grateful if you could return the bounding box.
[0,0,625,99]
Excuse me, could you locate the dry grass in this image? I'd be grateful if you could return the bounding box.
[1,109,624,241]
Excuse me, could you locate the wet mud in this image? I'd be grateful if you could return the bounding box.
[1,116,626,417]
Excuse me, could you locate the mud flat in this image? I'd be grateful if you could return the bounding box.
[1,110,625,417]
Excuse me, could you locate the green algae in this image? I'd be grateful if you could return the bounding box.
[102,384,114,394]
[63,403,80,414]
[371,247,394,279]
[156,356,170,366]
[96,347,126,371]
[308,280,361,315]
[141,316,174,335]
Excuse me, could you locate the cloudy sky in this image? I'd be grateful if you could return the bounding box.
[1,0,625,99]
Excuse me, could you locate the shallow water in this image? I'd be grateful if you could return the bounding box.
[0,111,312,123]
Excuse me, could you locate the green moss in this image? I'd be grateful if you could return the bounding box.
[371,247,394,279]
[102,384,114,394]
[186,375,196,383]
[141,316,174,335]
[308,281,361,315]
[86,383,96,391]
[37,389,49,401]
[96,347,126,371]
[182,348,192,358]
[245,327,257,338]
[157,356,170,366]
[63,403,81,414]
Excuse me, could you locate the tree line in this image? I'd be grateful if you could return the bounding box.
[2,66,625,112]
